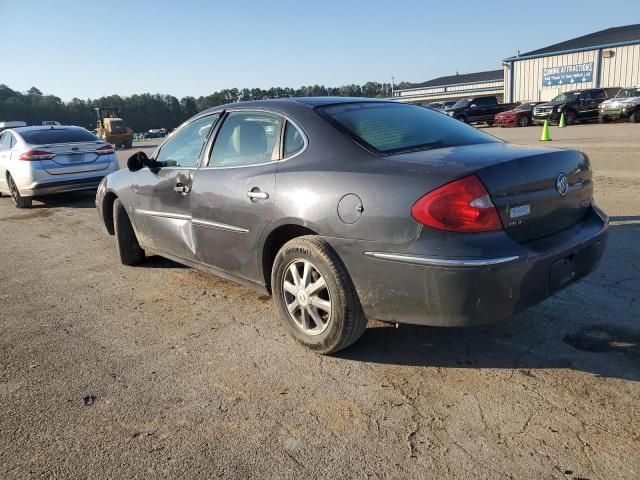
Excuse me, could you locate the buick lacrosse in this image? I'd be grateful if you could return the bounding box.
[96,98,608,353]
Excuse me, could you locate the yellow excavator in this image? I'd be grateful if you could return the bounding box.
[95,107,133,148]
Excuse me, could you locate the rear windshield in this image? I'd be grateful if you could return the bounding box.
[20,128,98,145]
[317,102,498,155]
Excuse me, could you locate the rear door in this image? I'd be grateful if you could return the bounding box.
[130,114,219,260]
[577,91,599,120]
[190,110,288,281]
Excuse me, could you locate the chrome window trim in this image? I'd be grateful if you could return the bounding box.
[200,108,309,170]
[150,112,221,163]
[134,208,192,221]
[192,218,249,233]
[363,252,520,268]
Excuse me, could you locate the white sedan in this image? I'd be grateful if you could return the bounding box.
[0,126,119,208]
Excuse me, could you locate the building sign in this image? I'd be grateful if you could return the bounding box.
[542,63,593,87]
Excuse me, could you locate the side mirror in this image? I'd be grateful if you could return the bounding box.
[470,104,477,109]
[127,151,149,172]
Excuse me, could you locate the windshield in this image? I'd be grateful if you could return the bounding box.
[452,99,472,108]
[615,88,640,98]
[317,102,498,155]
[552,92,580,102]
[19,128,98,145]
[514,103,535,111]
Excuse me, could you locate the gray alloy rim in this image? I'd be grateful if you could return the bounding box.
[519,115,528,127]
[7,175,19,205]
[282,259,332,336]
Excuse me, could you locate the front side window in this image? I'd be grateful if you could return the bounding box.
[283,121,305,157]
[209,111,282,167]
[155,114,218,167]
[592,90,607,100]
[318,102,498,155]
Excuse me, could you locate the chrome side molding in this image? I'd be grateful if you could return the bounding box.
[192,218,249,233]
[363,251,520,267]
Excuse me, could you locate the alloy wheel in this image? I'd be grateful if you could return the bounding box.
[282,259,332,335]
[7,175,19,206]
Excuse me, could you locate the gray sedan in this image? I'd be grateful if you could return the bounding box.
[96,97,608,353]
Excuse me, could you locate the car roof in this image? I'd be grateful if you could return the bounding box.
[199,96,394,114]
[11,125,84,133]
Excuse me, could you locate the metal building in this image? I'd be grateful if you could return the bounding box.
[504,24,640,102]
[392,70,504,105]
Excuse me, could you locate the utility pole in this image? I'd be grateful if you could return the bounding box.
[391,76,395,97]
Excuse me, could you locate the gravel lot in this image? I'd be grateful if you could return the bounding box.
[1,123,639,479]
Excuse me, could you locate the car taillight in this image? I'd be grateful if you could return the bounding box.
[411,175,503,232]
[96,144,115,155]
[19,150,55,161]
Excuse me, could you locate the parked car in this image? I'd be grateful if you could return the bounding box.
[532,88,619,125]
[0,126,118,208]
[444,96,519,125]
[425,102,445,110]
[598,86,640,123]
[426,101,456,111]
[494,102,542,127]
[146,129,165,139]
[0,121,27,133]
[96,98,608,354]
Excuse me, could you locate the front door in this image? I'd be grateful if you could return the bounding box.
[190,110,283,282]
[130,114,219,260]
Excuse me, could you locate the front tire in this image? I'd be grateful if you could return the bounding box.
[113,198,145,265]
[565,110,577,125]
[631,110,640,123]
[518,115,529,127]
[272,236,367,354]
[7,174,32,209]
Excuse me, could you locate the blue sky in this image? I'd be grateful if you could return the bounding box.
[1,0,638,100]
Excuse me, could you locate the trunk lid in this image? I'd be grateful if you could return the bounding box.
[476,148,592,243]
[34,142,113,175]
[391,143,592,243]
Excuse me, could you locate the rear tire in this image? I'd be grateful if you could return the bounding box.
[7,173,32,209]
[271,236,367,354]
[113,198,145,265]
[631,110,640,123]
[598,115,609,124]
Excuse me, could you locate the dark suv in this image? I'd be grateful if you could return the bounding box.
[532,88,619,125]
[445,96,518,125]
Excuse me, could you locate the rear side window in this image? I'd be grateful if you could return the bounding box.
[0,133,11,150]
[20,128,98,145]
[318,102,498,155]
[283,121,305,157]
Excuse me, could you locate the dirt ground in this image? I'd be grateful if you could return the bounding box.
[1,123,639,479]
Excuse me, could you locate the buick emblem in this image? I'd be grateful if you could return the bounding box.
[556,173,569,197]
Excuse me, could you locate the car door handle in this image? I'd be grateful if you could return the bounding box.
[246,190,269,200]
[173,183,191,194]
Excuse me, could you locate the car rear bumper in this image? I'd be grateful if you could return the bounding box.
[21,175,108,196]
[328,206,608,327]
